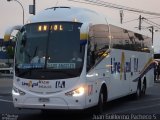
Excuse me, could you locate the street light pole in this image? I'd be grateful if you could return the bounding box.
[151,26,154,46]
[7,0,24,24]
[148,26,154,46]
[33,0,36,15]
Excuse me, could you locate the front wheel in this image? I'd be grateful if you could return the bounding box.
[95,89,105,114]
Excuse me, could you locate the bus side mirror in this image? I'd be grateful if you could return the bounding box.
[4,25,23,41]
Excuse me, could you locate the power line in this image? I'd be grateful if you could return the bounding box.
[67,0,160,16]
[147,20,160,28]
[123,18,138,24]
[142,19,160,29]
[144,16,160,20]
[67,0,99,6]
[68,0,160,30]
[93,0,160,16]
[142,18,160,28]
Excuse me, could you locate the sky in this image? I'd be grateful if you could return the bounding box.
[1,0,160,52]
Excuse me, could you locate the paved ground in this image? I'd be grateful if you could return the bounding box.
[0,76,12,95]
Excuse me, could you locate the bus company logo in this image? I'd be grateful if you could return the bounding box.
[110,52,139,80]
[22,80,38,88]
[111,53,131,74]
[21,80,51,88]
[38,80,51,88]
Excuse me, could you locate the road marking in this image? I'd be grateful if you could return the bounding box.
[0,98,13,103]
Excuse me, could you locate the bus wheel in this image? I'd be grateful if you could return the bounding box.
[134,80,141,99]
[96,89,104,114]
[141,79,146,96]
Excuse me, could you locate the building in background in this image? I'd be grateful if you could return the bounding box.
[0,38,15,67]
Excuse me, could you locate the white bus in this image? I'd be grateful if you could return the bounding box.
[4,6,154,113]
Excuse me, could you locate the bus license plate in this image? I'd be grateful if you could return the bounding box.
[39,98,49,102]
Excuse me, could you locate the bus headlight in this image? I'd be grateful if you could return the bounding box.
[65,87,85,97]
[12,87,25,96]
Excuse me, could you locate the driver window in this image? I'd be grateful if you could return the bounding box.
[16,27,31,64]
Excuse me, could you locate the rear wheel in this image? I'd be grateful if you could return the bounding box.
[141,79,146,96]
[133,80,141,99]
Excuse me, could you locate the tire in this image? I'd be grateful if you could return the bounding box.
[141,80,146,96]
[95,89,104,114]
[133,80,141,99]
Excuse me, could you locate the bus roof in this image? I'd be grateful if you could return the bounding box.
[27,6,107,25]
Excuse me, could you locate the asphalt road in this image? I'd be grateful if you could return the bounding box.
[0,78,160,120]
[0,76,12,95]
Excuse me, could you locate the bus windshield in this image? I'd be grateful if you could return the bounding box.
[15,22,85,80]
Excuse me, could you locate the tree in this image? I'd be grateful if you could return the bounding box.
[6,45,14,59]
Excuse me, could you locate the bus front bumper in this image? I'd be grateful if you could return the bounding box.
[12,96,86,110]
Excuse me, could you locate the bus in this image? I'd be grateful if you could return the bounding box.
[4,6,154,113]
